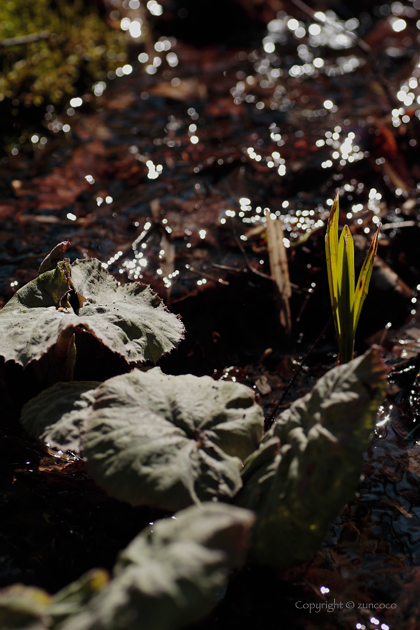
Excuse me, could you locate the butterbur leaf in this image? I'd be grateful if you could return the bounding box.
[115,502,255,574]
[271,347,385,446]
[0,258,184,368]
[0,506,254,630]
[47,569,109,625]
[0,263,78,367]
[81,370,264,510]
[0,571,109,630]
[0,584,52,630]
[58,504,255,630]
[21,382,100,452]
[235,348,386,566]
[71,260,184,364]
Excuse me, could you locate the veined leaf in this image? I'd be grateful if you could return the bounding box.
[81,370,264,510]
[114,503,255,576]
[0,258,184,368]
[58,504,255,630]
[0,505,254,630]
[21,381,100,453]
[0,584,52,630]
[235,348,386,566]
[353,225,381,334]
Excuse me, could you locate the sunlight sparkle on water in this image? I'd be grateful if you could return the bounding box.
[121,252,148,279]
[165,52,178,67]
[70,97,83,108]
[103,251,123,270]
[120,17,131,31]
[146,160,163,179]
[93,81,106,96]
[391,17,406,31]
[263,41,276,54]
[129,21,142,38]
[287,18,299,31]
[376,403,393,428]
[155,39,171,52]
[147,1,163,16]
[309,24,321,36]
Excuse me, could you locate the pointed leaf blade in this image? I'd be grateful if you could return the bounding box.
[325,191,340,337]
[353,225,380,334]
[337,225,355,363]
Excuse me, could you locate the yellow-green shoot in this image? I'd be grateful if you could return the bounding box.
[325,191,380,364]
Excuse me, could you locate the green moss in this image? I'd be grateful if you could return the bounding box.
[0,0,128,106]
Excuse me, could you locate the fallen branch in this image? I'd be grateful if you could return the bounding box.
[0,31,50,48]
[265,210,292,335]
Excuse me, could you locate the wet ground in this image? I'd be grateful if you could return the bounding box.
[2,1,420,628]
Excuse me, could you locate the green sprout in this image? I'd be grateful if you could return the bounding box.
[325,191,380,364]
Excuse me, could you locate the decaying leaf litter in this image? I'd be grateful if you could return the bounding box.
[2,0,420,628]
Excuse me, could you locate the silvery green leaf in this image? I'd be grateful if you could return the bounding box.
[81,370,264,510]
[47,569,109,625]
[20,382,99,453]
[71,260,184,364]
[115,502,255,574]
[0,263,79,366]
[58,504,255,630]
[236,348,386,566]
[0,259,184,368]
[0,584,52,630]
